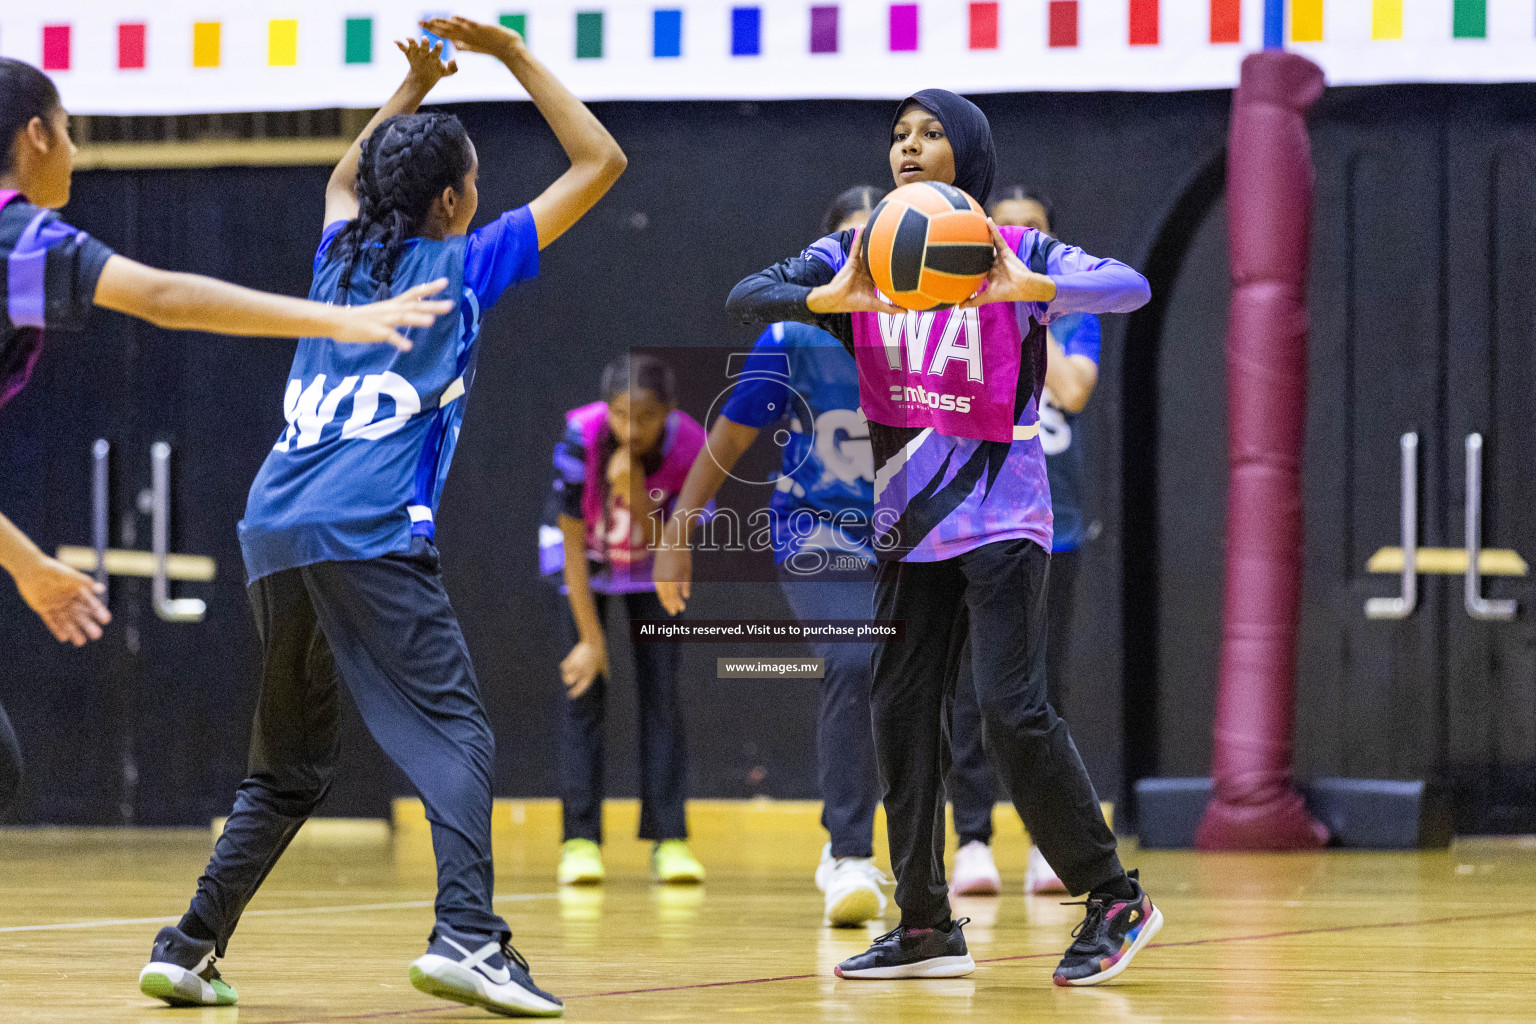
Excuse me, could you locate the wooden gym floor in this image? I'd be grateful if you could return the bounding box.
[2,800,1534,1023]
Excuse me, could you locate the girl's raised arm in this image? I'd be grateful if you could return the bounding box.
[421,17,626,249]
[325,38,458,227]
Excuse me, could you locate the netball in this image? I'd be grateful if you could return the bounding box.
[860,181,993,310]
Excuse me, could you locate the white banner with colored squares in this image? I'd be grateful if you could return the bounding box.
[8,1,1536,115]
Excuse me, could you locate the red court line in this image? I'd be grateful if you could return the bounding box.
[258,907,1525,1024]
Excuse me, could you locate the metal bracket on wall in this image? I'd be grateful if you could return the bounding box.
[55,440,214,624]
[1366,433,1418,620]
[1464,433,1517,621]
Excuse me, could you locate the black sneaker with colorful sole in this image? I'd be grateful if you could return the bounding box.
[1053,869,1163,986]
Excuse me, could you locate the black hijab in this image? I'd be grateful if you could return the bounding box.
[892,89,997,207]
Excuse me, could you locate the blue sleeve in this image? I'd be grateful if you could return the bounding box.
[720,325,792,429]
[1054,313,1101,365]
[314,220,347,273]
[464,205,540,310]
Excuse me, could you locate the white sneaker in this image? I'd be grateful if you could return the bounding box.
[1025,844,1068,894]
[816,843,890,927]
[950,840,1002,896]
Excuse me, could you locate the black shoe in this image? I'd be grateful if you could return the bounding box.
[1052,869,1163,987]
[139,925,237,1006]
[835,918,975,979]
[409,924,564,1017]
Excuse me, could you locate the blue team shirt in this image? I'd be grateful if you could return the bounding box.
[238,206,539,582]
[720,322,875,565]
[1039,312,1101,552]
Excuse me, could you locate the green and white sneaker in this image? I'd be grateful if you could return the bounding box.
[557,838,605,885]
[651,839,705,884]
[139,925,237,1006]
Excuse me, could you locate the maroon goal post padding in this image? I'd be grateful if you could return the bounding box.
[1195,51,1331,851]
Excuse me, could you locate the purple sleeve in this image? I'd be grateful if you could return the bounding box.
[1039,242,1151,319]
[802,232,848,273]
[464,205,540,310]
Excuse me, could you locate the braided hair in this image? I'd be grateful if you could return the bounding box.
[328,113,474,301]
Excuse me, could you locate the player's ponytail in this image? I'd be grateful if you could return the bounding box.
[0,59,62,174]
[329,112,473,302]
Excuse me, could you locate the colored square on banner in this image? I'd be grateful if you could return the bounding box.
[193,22,221,67]
[1210,0,1240,43]
[732,7,761,55]
[1048,1,1078,47]
[655,9,682,57]
[890,4,918,51]
[42,25,70,71]
[969,3,999,49]
[119,23,147,69]
[1452,0,1485,38]
[810,5,838,52]
[500,13,526,42]
[1291,0,1322,42]
[576,11,603,58]
[269,20,298,66]
[1129,0,1158,45]
[421,12,455,56]
[1371,0,1401,40]
[345,17,373,63]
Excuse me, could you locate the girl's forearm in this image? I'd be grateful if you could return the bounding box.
[559,517,605,644]
[0,512,44,578]
[94,258,345,339]
[497,39,623,169]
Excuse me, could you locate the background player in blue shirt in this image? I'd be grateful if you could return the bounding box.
[947,189,1107,899]
[141,20,625,1017]
[0,57,452,821]
[654,187,895,929]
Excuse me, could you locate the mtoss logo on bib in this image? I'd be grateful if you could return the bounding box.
[853,302,1023,442]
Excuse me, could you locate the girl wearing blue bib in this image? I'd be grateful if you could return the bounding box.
[0,58,452,821]
[143,20,625,1017]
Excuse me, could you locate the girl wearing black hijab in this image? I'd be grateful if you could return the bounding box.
[727,90,1159,986]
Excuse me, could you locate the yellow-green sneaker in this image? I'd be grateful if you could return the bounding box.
[558,838,605,885]
[651,840,705,884]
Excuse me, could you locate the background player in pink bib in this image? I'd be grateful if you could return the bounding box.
[544,353,708,887]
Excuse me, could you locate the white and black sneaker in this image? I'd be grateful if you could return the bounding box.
[834,917,976,979]
[409,924,563,1017]
[139,925,237,1006]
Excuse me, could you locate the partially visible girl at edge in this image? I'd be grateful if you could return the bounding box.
[545,353,707,889]
[0,56,451,818]
[725,89,1159,988]
[141,19,624,1018]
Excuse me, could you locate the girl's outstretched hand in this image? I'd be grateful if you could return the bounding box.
[396,36,457,88]
[13,554,110,647]
[960,220,1058,309]
[806,236,905,316]
[419,16,522,58]
[330,279,455,350]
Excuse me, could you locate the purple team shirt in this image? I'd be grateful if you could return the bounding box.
[804,226,1148,561]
